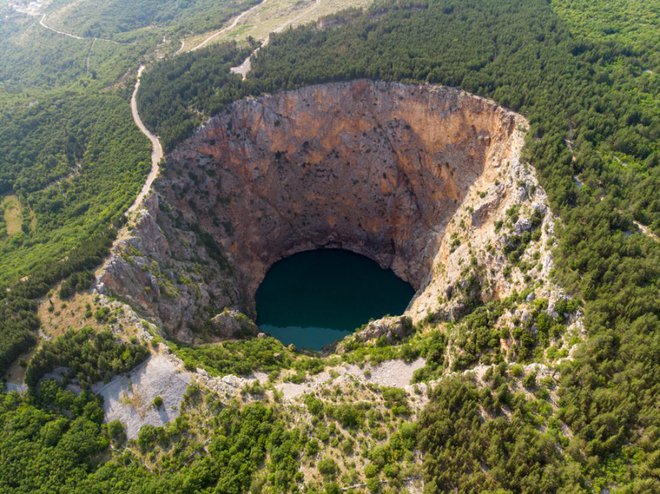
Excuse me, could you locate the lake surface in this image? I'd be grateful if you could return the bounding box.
[255,249,414,351]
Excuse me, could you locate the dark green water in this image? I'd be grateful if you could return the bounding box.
[255,249,414,351]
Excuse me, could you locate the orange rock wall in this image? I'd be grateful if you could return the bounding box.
[100,81,531,339]
[166,81,518,300]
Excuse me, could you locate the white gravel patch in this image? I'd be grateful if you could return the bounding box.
[277,358,426,400]
[93,353,191,439]
[5,383,27,393]
[252,371,270,384]
[366,358,425,388]
[278,370,333,400]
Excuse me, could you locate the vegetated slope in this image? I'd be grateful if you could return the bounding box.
[0,94,150,370]
[0,95,151,283]
[551,0,659,58]
[0,0,262,371]
[45,0,261,40]
[133,0,656,490]
[0,12,144,90]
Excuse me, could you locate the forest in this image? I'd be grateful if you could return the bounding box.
[0,0,657,492]
[0,91,151,370]
[138,41,256,149]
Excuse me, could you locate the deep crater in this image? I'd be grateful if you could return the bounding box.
[101,80,531,342]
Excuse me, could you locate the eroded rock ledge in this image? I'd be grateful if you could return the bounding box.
[99,81,556,342]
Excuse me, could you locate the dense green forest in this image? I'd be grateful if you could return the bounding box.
[0,387,308,493]
[552,0,659,58]
[0,0,657,492]
[25,328,149,390]
[138,41,256,149]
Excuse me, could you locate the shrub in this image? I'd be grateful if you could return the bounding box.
[25,327,148,390]
[317,457,338,478]
[523,371,538,390]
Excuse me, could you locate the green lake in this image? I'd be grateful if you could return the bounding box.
[255,249,414,351]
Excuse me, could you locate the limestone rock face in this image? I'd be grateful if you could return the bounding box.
[352,316,414,344]
[210,309,259,340]
[99,81,556,341]
[97,195,240,342]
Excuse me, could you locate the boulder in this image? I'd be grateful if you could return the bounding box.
[210,308,258,339]
[353,315,414,344]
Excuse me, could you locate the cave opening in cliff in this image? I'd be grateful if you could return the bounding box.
[254,249,414,350]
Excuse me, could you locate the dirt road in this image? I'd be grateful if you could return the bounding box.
[126,65,163,217]
[38,14,120,44]
[190,0,269,52]
[230,0,321,78]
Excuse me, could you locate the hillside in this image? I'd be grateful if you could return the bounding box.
[0,1,657,493]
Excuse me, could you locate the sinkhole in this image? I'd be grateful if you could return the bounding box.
[255,249,415,351]
[101,80,528,344]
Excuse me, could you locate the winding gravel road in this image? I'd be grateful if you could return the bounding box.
[127,65,163,217]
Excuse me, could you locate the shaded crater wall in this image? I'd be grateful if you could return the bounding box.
[100,81,527,340]
[169,81,520,298]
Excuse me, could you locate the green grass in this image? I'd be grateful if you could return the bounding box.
[46,0,261,40]
[1,195,22,236]
[551,0,659,55]
[169,335,328,377]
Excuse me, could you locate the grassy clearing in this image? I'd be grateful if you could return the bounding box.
[37,289,104,340]
[182,0,373,50]
[551,0,659,52]
[1,194,23,236]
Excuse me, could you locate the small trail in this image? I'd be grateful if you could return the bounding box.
[231,0,321,79]
[175,39,185,55]
[96,65,163,276]
[39,14,84,40]
[38,14,123,45]
[85,38,96,74]
[127,65,163,217]
[190,0,269,52]
[633,220,659,243]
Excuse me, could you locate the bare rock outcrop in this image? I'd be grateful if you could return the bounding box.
[99,80,556,341]
[351,316,414,345]
[210,308,259,339]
